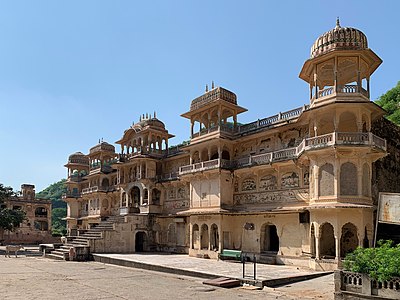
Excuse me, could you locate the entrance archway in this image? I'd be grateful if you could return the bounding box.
[340,222,358,258]
[135,231,147,252]
[260,224,279,253]
[320,223,335,258]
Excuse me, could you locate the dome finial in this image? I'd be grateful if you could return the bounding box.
[336,17,341,29]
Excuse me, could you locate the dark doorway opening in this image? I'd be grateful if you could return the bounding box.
[135,231,147,252]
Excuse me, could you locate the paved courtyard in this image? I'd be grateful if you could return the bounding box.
[0,254,334,300]
[93,252,326,281]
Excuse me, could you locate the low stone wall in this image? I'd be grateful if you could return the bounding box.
[334,270,400,299]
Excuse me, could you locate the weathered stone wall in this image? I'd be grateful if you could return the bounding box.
[371,117,400,205]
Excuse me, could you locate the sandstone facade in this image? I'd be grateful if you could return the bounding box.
[63,20,400,270]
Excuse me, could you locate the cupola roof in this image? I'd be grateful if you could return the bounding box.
[310,18,368,58]
[68,151,89,165]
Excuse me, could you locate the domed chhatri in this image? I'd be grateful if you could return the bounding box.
[89,141,115,154]
[68,151,89,165]
[299,19,382,107]
[311,18,368,58]
[132,113,166,131]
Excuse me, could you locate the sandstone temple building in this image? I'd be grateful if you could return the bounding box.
[0,184,54,244]
[62,20,400,270]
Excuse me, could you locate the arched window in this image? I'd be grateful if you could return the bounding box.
[35,207,48,218]
[319,163,334,196]
[340,162,358,195]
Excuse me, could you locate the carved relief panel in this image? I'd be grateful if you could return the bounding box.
[259,175,277,191]
[281,172,299,188]
[242,178,256,191]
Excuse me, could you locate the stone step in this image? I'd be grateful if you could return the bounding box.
[53,248,70,253]
[46,253,66,260]
[90,227,113,231]
[71,239,89,244]
[80,233,102,237]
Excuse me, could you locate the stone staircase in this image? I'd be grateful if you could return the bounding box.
[47,215,124,261]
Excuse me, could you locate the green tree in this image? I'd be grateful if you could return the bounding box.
[0,184,26,232]
[36,179,67,234]
[344,240,400,282]
[36,179,67,209]
[375,81,400,125]
[51,207,67,236]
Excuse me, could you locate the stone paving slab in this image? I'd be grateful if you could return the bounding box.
[92,252,329,284]
[0,255,334,299]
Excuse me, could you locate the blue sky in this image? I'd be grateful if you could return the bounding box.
[0,0,399,192]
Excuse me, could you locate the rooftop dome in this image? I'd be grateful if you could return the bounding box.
[89,141,115,154]
[311,18,368,58]
[132,117,165,131]
[68,151,89,165]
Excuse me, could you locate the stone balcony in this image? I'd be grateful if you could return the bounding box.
[179,132,386,175]
[179,158,232,175]
[81,186,117,195]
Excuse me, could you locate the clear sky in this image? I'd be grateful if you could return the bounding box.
[1,0,399,192]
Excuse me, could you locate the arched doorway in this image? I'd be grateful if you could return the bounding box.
[340,223,358,258]
[260,224,279,253]
[210,224,219,251]
[135,231,147,252]
[192,224,199,249]
[320,223,335,258]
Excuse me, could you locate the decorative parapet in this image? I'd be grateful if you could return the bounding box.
[179,131,386,176]
[335,270,400,299]
[237,105,308,134]
[190,87,237,111]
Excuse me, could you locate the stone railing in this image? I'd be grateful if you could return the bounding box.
[81,186,116,195]
[191,106,309,138]
[68,174,85,182]
[335,270,400,299]
[179,158,231,175]
[313,84,369,102]
[238,106,308,134]
[156,172,179,181]
[179,132,386,175]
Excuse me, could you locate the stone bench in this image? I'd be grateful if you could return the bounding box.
[218,249,242,261]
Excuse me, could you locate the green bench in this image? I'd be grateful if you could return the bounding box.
[218,249,242,261]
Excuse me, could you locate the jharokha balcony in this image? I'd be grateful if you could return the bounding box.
[179,132,386,175]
